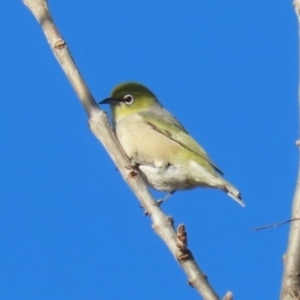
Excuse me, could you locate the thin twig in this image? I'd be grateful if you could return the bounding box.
[23,0,222,299]
[252,218,300,231]
[280,1,300,299]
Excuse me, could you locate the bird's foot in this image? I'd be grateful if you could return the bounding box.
[156,190,176,206]
[156,199,164,206]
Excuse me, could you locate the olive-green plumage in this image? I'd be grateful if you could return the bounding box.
[100,82,244,207]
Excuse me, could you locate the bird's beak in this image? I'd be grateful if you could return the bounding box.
[99,97,115,105]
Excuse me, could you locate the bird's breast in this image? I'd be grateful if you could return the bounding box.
[115,113,182,166]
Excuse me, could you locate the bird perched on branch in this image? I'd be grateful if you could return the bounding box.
[100,82,244,207]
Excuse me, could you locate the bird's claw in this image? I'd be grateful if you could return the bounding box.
[156,199,164,206]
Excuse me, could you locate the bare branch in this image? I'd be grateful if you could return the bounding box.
[280,1,300,299]
[23,0,222,298]
[222,291,233,300]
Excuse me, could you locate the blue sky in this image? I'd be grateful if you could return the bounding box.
[0,1,297,299]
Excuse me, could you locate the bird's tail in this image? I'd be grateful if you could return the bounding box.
[221,179,245,207]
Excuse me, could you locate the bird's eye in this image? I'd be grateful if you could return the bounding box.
[123,94,134,105]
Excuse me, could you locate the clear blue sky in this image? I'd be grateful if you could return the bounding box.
[0,1,297,299]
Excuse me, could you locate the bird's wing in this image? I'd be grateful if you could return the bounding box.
[139,108,224,175]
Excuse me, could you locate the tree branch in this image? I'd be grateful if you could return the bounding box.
[280,1,300,299]
[23,0,225,298]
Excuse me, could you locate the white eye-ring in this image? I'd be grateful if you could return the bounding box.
[123,94,134,105]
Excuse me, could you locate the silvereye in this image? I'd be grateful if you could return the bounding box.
[100,82,244,207]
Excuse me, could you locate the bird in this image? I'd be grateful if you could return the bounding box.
[100,82,244,207]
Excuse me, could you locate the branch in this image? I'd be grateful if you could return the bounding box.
[222,291,233,300]
[23,0,224,298]
[280,1,300,299]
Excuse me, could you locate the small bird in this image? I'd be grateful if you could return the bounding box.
[100,82,244,207]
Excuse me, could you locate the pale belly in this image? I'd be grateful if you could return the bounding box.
[138,161,218,192]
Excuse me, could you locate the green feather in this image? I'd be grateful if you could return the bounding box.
[139,108,224,175]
